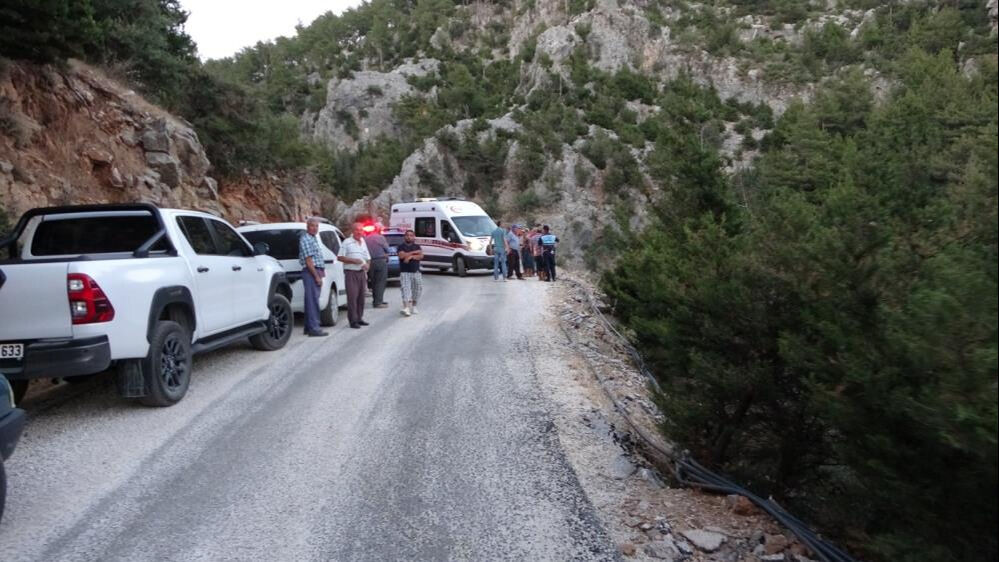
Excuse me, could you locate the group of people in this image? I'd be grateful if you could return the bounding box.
[490,221,558,283]
[296,217,558,336]
[297,219,424,337]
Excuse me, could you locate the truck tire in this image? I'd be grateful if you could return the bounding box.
[139,320,192,407]
[10,380,28,405]
[250,294,292,351]
[320,287,338,327]
[0,459,6,523]
[455,255,467,277]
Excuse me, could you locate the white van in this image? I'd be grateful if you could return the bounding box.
[389,198,497,276]
[237,221,346,326]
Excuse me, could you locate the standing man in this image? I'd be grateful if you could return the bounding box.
[540,224,559,282]
[530,225,546,281]
[365,226,390,309]
[490,219,508,281]
[338,222,371,329]
[298,217,329,337]
[396,229,424,317]
[505,224,524,280]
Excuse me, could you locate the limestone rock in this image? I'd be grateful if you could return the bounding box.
[681,529,726,552]
[643,540,677,560]
[141,120,171,153]
[144,152,181,188]
[311,58,440,153]
[765,533,790,555]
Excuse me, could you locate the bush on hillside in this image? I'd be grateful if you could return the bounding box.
[604,52,998,562]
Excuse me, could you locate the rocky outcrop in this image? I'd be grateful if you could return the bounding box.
[309,58,440,152]
[0,60,323,226]
[333,115,651,268]
[518,2,809,113]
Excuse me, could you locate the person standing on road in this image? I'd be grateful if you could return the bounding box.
[338,222,371,329]
[540,225,559,282]
[396,229,424,317]
[530,225,546,281]
[505,224,524,280]
[520,227,535,278]
[298,217,329,337]
[490,220,508,281]
[365,227,390,309]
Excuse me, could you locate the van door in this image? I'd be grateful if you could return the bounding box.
[414,216,448,267]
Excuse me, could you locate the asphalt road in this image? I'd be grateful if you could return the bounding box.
[0,272,617,561]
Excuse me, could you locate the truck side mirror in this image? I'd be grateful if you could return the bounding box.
[253,242,270,256]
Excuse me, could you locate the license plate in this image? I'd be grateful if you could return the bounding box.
[0,343,23,360]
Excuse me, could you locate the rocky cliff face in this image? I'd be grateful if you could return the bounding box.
[302,0,825,267]
[308,59,440,152]
[0,60,322,227]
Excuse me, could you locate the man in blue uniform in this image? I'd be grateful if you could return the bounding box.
[539,225,558,282]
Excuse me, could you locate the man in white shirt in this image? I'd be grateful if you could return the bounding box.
[338,222,372,329]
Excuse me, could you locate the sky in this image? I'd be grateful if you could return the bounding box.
[179,0,364,60]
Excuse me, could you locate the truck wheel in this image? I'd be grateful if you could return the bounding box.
[139,320,192,407]
[0,459,6,523]
[10,380,28,405]
[250,294,292,351]
[455,255,467,277]
[320,287,338,327]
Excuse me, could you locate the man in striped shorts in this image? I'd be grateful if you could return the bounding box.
[396,229,424,316]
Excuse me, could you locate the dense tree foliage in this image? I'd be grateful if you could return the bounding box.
[604,51,998,562]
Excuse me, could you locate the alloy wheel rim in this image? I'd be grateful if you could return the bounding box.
[269,302,289,340]
[159,334,188,391]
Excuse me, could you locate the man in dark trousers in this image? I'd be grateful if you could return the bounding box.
[298,217,329,337]
[396,229,424,316]
[337,222,371,329]
[365,227,390,308]
[539,225,559,282]
[505,224,524,280]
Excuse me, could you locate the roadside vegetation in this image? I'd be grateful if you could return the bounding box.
[603,49,998,562]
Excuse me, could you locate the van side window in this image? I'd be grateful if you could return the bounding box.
[415,217,436,238]
[319,231,340,254]
[441,221,460,244]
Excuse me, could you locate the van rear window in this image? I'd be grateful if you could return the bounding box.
[31,215,162,256]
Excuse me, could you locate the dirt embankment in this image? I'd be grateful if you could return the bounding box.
[0,59,325,225]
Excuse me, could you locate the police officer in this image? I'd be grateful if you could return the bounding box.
[539,225,558,282]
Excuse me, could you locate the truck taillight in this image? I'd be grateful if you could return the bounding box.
[67,273,115,324]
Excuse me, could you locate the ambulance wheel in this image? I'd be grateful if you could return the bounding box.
[455,255,467,277]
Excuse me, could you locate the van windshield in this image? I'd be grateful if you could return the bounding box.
[452,216,496,237]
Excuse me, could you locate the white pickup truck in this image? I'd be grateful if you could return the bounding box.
[0,204,293,406]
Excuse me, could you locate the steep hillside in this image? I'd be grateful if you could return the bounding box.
[206,0,996,267]
[0,60,323,227]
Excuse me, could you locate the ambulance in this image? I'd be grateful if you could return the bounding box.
[389,198,497,276]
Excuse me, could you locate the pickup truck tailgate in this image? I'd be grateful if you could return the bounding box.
[0,263,74,340]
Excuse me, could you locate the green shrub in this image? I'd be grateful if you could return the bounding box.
[606,52,999,562]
